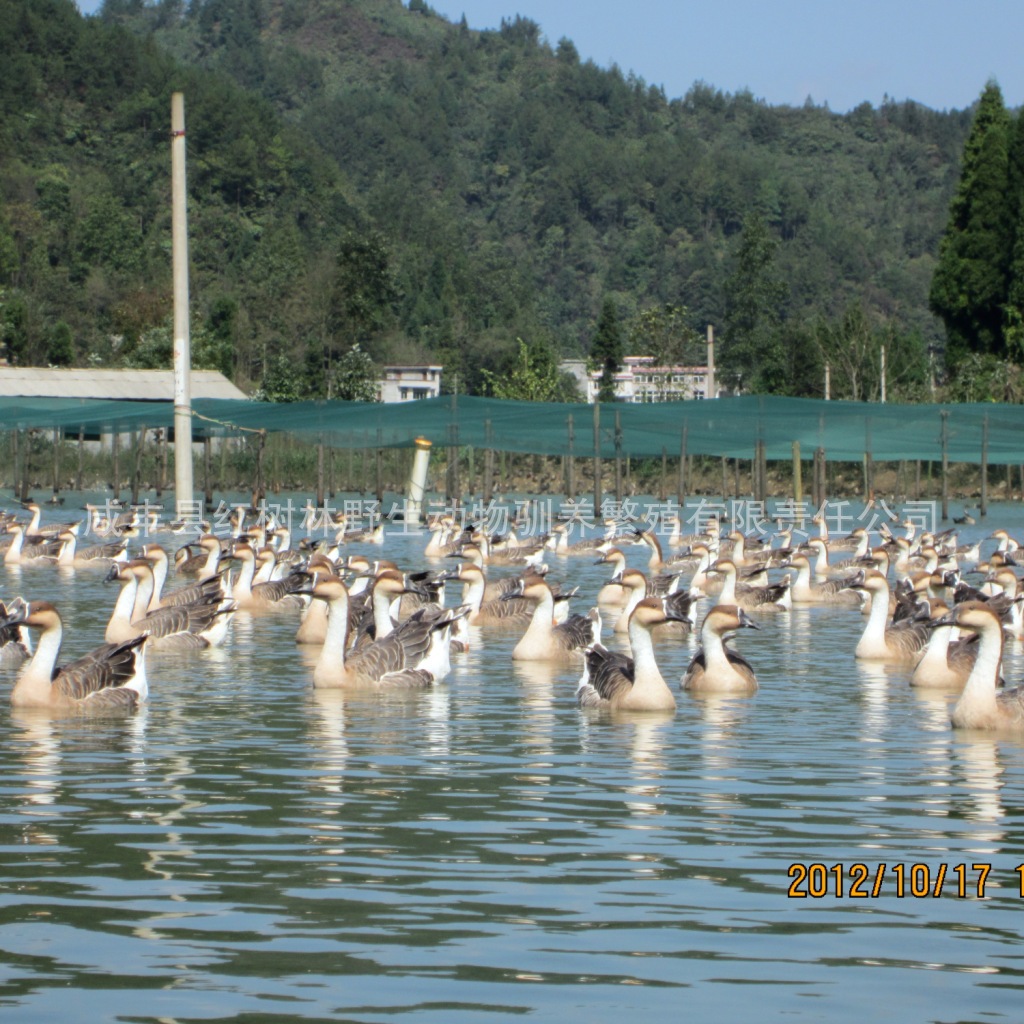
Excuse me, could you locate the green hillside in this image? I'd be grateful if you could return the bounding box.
[0,0,979,399]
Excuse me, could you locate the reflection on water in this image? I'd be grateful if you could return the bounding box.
[3,501,1024,1021]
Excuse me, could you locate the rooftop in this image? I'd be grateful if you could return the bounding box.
[0,368,248,401]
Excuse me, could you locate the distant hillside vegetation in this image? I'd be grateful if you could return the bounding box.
[0,0,976,400]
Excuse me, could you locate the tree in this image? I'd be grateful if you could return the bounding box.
[626,304,703,367]
[591,297,623,402]
[1004,108,1024,361]
[929,81,1014,367]
[47,320,74,366]
[256,351,305,402]
[331,344,380,402]
[813,304,929,402]
[481,337,582,402]
[720,212,788,392]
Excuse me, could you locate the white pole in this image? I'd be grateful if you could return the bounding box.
[824,362,831,401]
[405,437,432,526]
[880,345,887,403]
[706,325,716,399]
[171,92,194,518]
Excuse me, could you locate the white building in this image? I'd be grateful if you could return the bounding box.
[560,356,715,403]
[378,365,442,403]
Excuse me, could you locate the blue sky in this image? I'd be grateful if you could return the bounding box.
[74,0,1024,113]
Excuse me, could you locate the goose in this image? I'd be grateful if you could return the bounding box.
[349,568,424,644]
[3,524,63,565]
[55,529,129,568]
[0,598,148,711]
[910,601,987,690]
[503,573,601,662]
[305,575,461,688]
[551,518,619,555]
[803,536,870,579]
[18,501,81,541]
[0,598,32,663]
[612,568,654,634]
[668,514,721,550]
[423,515,461,558]
[844,569,930,663]
[814,511,873,553]
[783,553,862,607]
[990,528,1021,555]
[595,546,630,606]
[631,527,698,573]
[438,563,536,627]
[294,564,338,646]
[935,602,1024,731]
[682,604,761,695]
[174,534,223,577]
[141,543,229,612]
[473,531,546,568]
[229,543,307,611]
[105,560,235,649]
[576,596,693,711]
[707,558,791,612]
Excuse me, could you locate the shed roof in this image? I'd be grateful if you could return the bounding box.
[0,368,248,401]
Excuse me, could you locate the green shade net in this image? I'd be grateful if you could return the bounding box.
[1,394,1020,464]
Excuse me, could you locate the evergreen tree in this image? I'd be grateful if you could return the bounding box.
[1004,108,1024,360]
[929,81,1014,367]
[721,213,788,393]
[591,298,623,402]
[46,321,75,366]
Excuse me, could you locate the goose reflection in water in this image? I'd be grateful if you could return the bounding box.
[620,711,673,820]
[513,659,559,759]
[8,710,63,849]
[955,737,1010,832]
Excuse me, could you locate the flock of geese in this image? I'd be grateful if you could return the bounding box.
[1,498,1023,733]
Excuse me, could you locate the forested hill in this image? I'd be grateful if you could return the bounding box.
[0,0,978,399]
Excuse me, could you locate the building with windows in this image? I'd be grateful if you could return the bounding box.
[560,356,716,403]
[378,365,443,403]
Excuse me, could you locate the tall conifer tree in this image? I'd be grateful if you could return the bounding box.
[591,298,623,402]
[929,81,1014,366]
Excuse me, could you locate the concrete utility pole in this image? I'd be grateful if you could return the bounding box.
[171,92,194,517]
[706,325,717,399]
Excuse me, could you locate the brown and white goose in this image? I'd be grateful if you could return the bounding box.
[682,604,761,695]
[935,602,1024,731]
[306,575,463,689]
[844,569,930,664]
[0,598,148,712]
[576,596,693,712]
[105,560,235,650]
[503,573,600,662]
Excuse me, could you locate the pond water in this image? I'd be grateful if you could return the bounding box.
[2,495,1024,1023]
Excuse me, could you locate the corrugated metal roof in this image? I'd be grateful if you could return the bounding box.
[0,368,248,401]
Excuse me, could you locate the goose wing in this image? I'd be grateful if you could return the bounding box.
[577,643,634,707]
[682,648,708,688]
[346,608,436,679]
[376,668,435,688]
[251,575,305,605]
[554,608,601,651]
[162,573,226,608]
[52,635,147,702]
[737,581,789,607]
[136,596,231,638]
[78,539,129,561]
[477,594,535,623]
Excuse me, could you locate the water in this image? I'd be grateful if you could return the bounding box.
[2,498,1024,1022]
